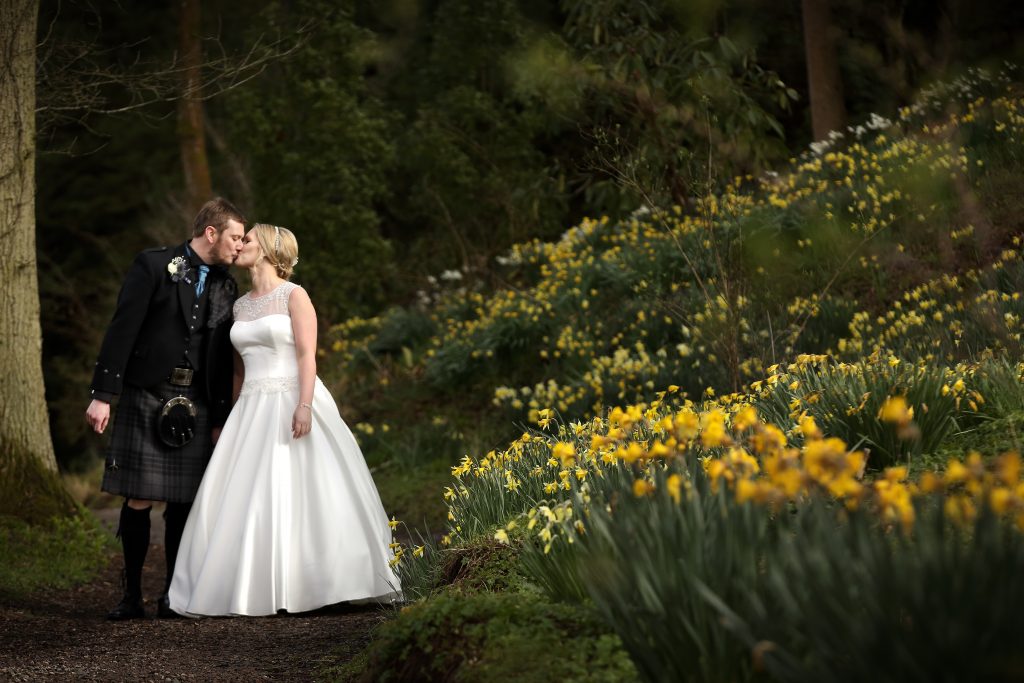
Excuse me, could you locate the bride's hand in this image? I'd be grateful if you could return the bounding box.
[292,403,312,439]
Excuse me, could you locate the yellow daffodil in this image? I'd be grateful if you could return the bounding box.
[633,479,656,497]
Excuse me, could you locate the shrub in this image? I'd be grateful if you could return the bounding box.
[753,355,983,469]
[357,591,638,682]
[394,534,528,602]
[517,458,1024,683]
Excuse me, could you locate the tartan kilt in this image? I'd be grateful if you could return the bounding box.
[101,380,214,503]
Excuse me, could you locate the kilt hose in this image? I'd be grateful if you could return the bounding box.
[101,380,214,503]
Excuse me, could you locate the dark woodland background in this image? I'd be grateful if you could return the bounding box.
[37,0,1024,471]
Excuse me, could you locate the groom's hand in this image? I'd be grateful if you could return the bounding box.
[85,399,110,434]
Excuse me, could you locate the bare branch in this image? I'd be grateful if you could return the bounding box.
[35,8,316,130]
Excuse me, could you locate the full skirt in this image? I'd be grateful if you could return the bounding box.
[168,378,401,616]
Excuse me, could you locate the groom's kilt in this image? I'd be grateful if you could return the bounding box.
[101,380,213,503]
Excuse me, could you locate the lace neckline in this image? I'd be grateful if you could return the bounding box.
[233,281,299,322]
[246,282,288,300]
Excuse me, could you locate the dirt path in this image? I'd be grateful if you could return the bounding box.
[0,507,387,681]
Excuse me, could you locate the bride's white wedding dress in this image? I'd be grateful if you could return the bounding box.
[168,282,401,616]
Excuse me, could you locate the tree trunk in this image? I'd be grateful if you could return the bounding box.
[802,0,847,141]
[0,0,75,522]
[178,0,213,213]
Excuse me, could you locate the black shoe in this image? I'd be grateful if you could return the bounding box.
[156,594,180,619]
[107,594,145,620]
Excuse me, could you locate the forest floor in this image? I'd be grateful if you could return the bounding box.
[0,505,385,681]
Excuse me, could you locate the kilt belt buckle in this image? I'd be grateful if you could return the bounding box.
[169,367,194,387]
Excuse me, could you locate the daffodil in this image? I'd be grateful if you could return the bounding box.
[552,441,576,467]
[666,474,683,504]
[633,479,655,497]
[879,396,913,425]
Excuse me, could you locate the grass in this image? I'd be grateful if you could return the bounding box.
[370,457,453,535]
[919,410,1024,473]
[62,459,120,509]
[0,510,114,599]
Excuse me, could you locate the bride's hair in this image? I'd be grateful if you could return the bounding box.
[250,223,299,280]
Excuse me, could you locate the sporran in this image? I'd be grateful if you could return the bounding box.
[157,395,198,447]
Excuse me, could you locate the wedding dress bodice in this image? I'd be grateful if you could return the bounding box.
[231,282,301,393]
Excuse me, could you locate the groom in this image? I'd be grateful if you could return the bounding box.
[85,197,245,619]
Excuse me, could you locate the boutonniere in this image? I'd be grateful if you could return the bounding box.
[167,256,193,284]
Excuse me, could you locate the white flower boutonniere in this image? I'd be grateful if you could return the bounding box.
[167,256,192,284]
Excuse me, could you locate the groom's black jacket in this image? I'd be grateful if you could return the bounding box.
[90,242,237,427]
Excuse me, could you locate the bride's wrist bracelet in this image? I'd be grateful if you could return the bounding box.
[298,402,312,410]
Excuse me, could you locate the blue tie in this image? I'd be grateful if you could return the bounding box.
[195,265,209,297]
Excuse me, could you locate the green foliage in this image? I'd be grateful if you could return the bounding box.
[392,85,567,264]
[35,2,1024,479]
[713,501,1024,683]
[0,512,114,599]
[754,358,978,469]
[315,642,374,683]
[346,72,1024,683]
[217,0,397,320]
[366,494,636,682]
[840,256,1024,364]
[371,457,453,532]
[37,98,181,469]
[396,525,567,602]
[377,0,571,270]
[343,61,1024,683]
[0,445,80,524]
[549,466,768,683]
[355,590,637,682]
[319,74,1024,497]
[552,0,796,207]
[517,522,589,604]
[928,411,1024,471]
[440,536,527,595]
[444,454,553,542]
[391,537,444,603]
[518,463,1024,683]
[354,415,465,473]
[367,306,436,355]
[393,520,533,602]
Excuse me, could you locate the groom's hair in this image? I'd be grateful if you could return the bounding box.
[192,197,247,238]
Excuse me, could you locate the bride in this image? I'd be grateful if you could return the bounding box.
[168,224,401,616]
